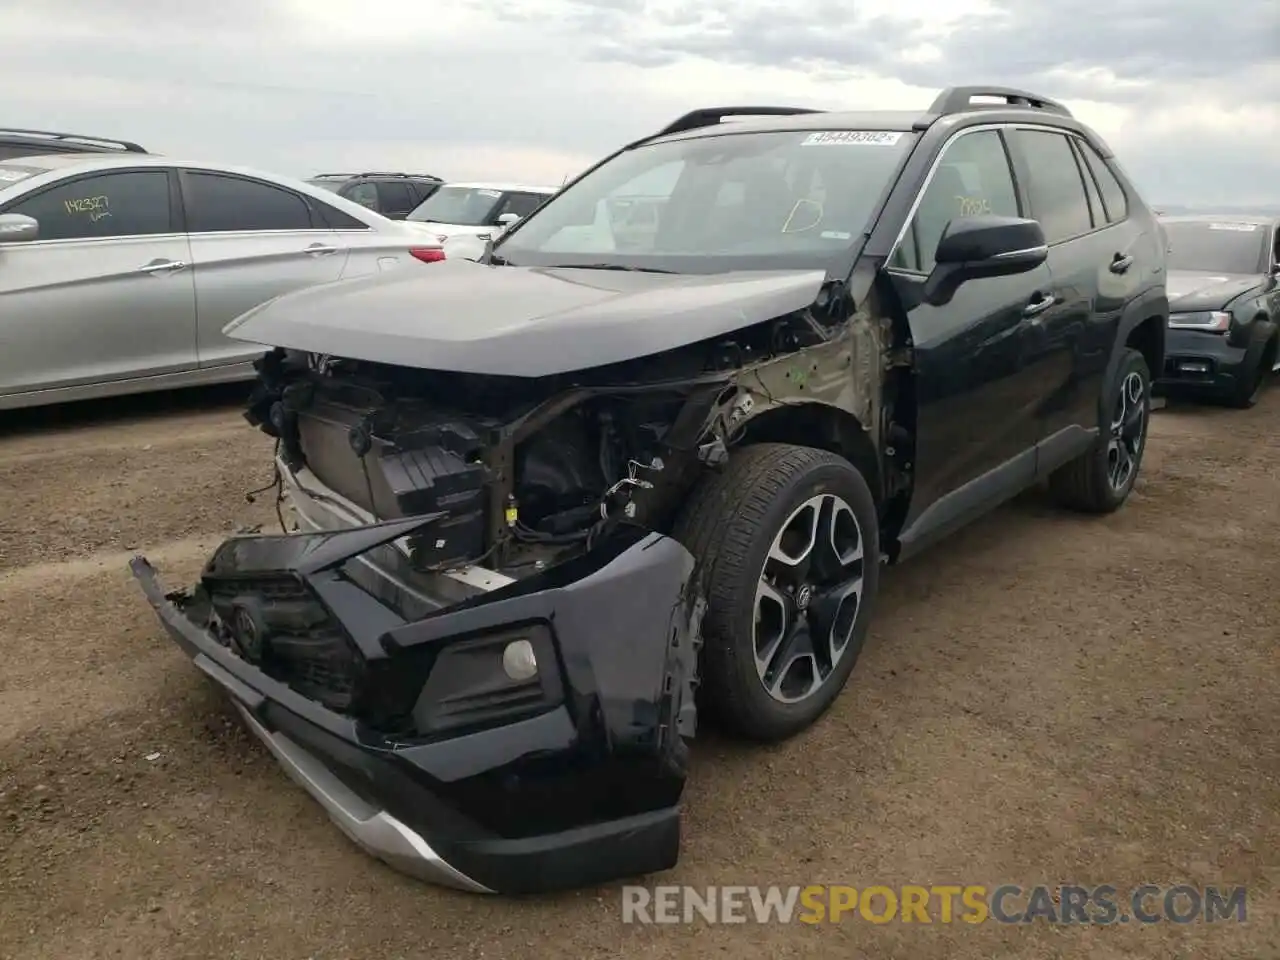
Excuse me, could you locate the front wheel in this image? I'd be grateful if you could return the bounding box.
[673,443,881,742]
[1048,347,1151,513]
[1226,343,1273,408]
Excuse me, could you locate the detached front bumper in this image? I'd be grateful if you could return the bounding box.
[131,515,702,895]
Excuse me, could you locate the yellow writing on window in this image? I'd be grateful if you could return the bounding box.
[64,195,112,222]
[956,196,991,217]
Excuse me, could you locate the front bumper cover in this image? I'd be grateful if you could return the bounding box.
[131,518,703,895]
[1155,328,1254,394]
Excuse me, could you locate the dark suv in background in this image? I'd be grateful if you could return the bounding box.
[305,172,444,219]
[0,127,148,161]
[1156,214,1279,406]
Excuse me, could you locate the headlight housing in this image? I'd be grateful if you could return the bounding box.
[1169,310,1231,331]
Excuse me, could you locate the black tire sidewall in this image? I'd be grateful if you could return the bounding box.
[710,454,880,738]
[1235,358,1264,407]
[1094,349,1151,506]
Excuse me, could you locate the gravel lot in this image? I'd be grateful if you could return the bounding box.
[1,385,1277,960]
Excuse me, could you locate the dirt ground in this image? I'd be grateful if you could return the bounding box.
[0,384,1277,960]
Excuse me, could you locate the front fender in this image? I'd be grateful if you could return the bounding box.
[1102,284,1169,389]
[1231,302,1277,357]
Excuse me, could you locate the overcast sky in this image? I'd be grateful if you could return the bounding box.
[1,0,1276,206]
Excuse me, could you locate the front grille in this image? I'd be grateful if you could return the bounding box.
[206,574,362,712]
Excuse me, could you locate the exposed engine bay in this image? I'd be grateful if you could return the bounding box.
[241,301,873,583]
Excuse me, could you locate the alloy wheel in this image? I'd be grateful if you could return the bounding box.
[753,494,865,704]
[1107,370,1146,492]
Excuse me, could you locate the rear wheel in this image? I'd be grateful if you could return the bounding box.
[1049,347,1151,513]
[673,443,880,742]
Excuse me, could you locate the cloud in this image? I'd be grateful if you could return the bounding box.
[0,0,1276,204]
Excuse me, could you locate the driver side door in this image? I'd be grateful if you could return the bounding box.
[0,167,197,402]
[885,127,1054,544]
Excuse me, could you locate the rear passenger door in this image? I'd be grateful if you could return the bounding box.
[1006,128,1145,460]
[886,127,1053,529]
[178,170,351,368]
[0,168,197,398]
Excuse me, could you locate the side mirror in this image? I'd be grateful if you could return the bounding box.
[496,212,521,228]
[0,213,39,243]
[922,215,1047,307]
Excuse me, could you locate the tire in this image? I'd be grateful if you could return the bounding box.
[1048,347,1151,514]
[1227,338,1274,408]
[672,443,880,742]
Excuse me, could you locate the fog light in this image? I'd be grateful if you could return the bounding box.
[502,639,538,681]
[1179,361,1210,374]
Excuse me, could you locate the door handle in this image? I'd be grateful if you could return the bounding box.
[1022,293,1057,319]
[305,243,339,256]
[1110,253,1134,274]
[137,258,186,275]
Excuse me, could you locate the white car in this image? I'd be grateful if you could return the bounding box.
[0,153,444,410]
[404,181,557,260]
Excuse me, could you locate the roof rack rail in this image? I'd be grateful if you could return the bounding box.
[650,106,825,140]
[314,171,443,181]
[928,86,1071,118]
[356,171,442,179]
[0,127,147,153]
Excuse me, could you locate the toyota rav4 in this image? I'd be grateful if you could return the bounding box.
[133,86,1169,895]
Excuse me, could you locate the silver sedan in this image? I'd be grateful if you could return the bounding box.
[0,153,446,410]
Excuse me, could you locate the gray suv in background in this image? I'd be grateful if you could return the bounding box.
[0,127,149,161]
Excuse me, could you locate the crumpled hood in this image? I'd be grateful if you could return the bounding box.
[223,258,827,377]
[1167,270,1261,312]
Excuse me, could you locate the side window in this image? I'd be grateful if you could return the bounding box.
[376,181,414,215]
[1013,130,1093,243]
[184,173,313,233]
[1069,140,1106,229]
[890,129,1019,274]
[1076,140,1129,223]
[500,192,547,219]
[4,170,172,241]
[312,199,370,230]
[345,182,379,211]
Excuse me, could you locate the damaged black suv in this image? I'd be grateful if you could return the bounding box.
[133,87,1168,895]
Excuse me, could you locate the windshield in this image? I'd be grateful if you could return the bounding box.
[305,179,342,193]
[494,128,915,273]
[1164,221,1267,275]
[408,186,504,225]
